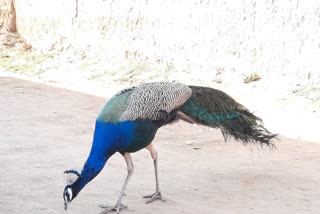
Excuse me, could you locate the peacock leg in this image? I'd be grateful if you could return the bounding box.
[99,153,134,214]
[143,144,165,204]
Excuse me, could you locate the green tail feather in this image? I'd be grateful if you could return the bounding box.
[180,86,277,146]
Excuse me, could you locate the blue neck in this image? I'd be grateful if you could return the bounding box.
[70,120,135,197]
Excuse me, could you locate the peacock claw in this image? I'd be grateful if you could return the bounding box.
[143,191,165,204]
[99,203,127,214]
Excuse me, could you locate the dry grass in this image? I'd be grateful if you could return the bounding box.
[243,72,261,84]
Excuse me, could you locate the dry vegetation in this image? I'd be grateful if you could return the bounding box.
[0,0,320,141]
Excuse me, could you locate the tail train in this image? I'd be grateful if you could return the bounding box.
[179,86,277,147]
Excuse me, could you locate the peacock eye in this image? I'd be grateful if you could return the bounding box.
[64,188,73,202]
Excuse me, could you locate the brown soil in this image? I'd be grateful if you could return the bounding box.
[0,77,319,214]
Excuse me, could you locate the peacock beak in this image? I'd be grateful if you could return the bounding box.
[64,201,68,210]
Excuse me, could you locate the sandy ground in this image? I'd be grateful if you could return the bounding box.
[1,76,320,214]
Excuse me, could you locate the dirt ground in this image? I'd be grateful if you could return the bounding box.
[0,77,320,214]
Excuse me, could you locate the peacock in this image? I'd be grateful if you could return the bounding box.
[63,82,276,213]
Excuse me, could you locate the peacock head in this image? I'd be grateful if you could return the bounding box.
[63,169,81,210]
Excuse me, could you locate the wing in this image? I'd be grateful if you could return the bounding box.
[119,82,192,121]
[97,82,192,123]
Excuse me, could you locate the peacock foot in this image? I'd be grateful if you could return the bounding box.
[99,203,127,214]
[143,191,165,204]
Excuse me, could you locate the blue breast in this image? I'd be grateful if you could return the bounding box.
[78,119,159,190]
[85,119,158,166]
[89,120,136,157]
[80,120,134,181]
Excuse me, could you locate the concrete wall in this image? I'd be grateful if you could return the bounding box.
[5,0,320,84]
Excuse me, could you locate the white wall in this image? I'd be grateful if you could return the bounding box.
[14,0,320,85]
